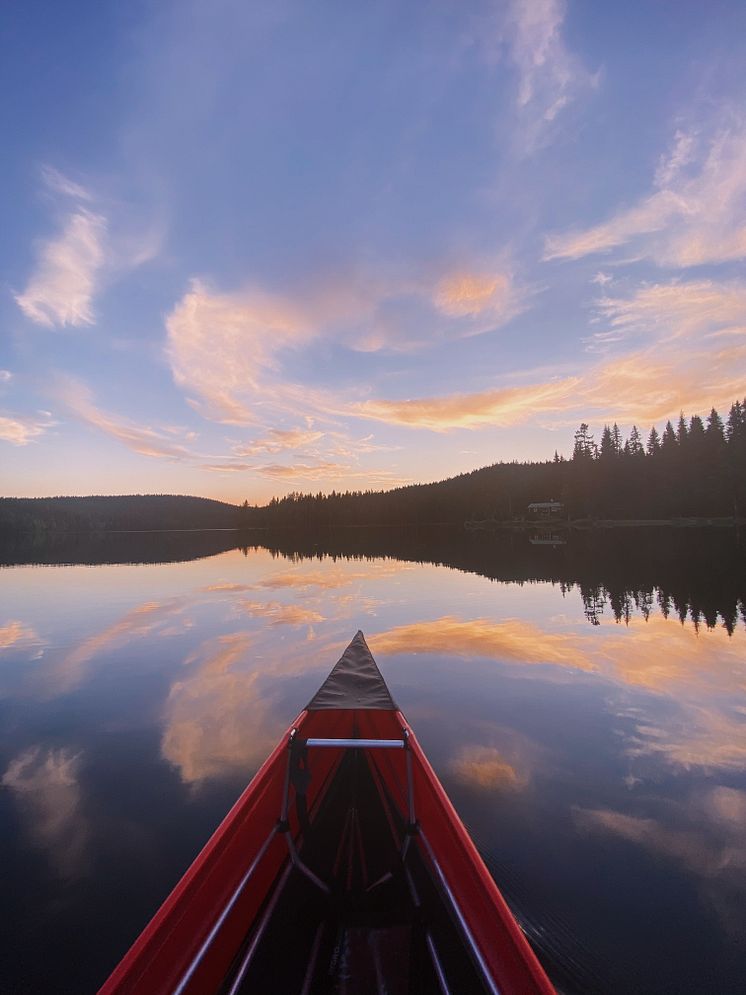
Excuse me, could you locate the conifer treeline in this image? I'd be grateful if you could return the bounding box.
[243,397,746,526]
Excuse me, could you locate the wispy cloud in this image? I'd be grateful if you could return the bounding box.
[356,276,746,431]
[356,378,579,431]
[477,0,599,152]
[0,412,55,446]
[56,376,196,460]
[594,279,746,344]
[166,279,312,424]
[544,117,746,266]
[0,370,13,383]
[238,601,325,626]
[40,165,94,202]
[15,209,107,327]
[507,0,596,120]
[15,166,162,329]
[233,427,325,457]
[166,264,532,428]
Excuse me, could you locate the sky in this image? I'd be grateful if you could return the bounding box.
[1,0,745,504]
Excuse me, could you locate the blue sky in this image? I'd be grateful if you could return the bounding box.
[2,0,745,502]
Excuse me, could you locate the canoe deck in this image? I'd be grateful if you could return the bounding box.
[230,746,488,993]
[99,633,555,995]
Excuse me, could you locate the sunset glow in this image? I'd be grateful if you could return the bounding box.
[2,2,745,502]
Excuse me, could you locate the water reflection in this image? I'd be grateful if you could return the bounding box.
[0,531,744,993]
[1,745,88,878]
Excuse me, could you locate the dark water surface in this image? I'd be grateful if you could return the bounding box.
[1,527,745,994]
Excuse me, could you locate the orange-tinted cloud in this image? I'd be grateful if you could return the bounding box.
[0,412,55,446]
[355,287,746,431]
[356,378,579,431]
[166,279,312,425]
[433,269,526,328]
[0,621,44,653]
[370,616,598,671]
[161,632,322,783]
[449,744,528,791]
[238,601,325,626]
[56,376,197,460]
[545,119,746,267]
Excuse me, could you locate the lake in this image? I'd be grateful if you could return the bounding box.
[1,526,745,993]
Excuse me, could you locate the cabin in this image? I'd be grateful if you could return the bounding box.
[527,500,564,520]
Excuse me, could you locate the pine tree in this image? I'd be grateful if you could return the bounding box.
[599,425,615,460]
[628,425,644,456]
[646,426,661,456]
[677,412,688,447]
[661,421,677,450]
[573,423,596,461]
[726,400,744,445]
[611,423,623,455]
[705,407,726,447]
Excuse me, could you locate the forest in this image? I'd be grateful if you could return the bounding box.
[241,398,746,528]
[2,397,745,533]
[0,494,238,534]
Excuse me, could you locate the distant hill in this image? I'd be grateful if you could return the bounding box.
[0,494,241,534]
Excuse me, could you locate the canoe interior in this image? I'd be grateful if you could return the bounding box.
[100,706,553,995]
[224,743,489,994]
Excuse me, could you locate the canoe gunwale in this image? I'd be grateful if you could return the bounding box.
[98,632,557,995]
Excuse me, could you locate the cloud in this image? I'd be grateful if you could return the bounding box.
[594,279,746,343]
[0,370,12,383]
[15,166,163,329]
[370,616,597,671]
[40,165,94,202]
[166,279,314,425]
[2,746,89,877]
[433,269,526,328]
[573,807,745,878]
[238,601,325,626]
[449,744,527,791]
[57,601,188,692]
[253,561,410,593]
[165,265,531,430]
[234,427,326,457]
[0,599,190,702]
[0,621,45,656]
[485,0,598,151]
[161,633,277,783]
[544,118,746,266]
[355,377,579,431]
[15,210,107,327]
[0,412,54,446]
[355,276,746,431]
[56,376,197,460]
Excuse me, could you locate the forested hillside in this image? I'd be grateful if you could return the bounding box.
[243,399,746,527]
[0,494,240,534]
[4,398,745,532]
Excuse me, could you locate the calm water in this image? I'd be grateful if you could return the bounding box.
[1,527,745,994]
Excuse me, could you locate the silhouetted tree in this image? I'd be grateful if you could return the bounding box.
[628,425,644,456]
[647,426,661,456]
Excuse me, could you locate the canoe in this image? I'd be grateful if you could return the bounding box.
[100,631,556,994]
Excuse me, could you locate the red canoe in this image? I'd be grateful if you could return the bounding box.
[100,631,556,994]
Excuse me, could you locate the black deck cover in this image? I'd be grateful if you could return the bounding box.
[307,631,397,710]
